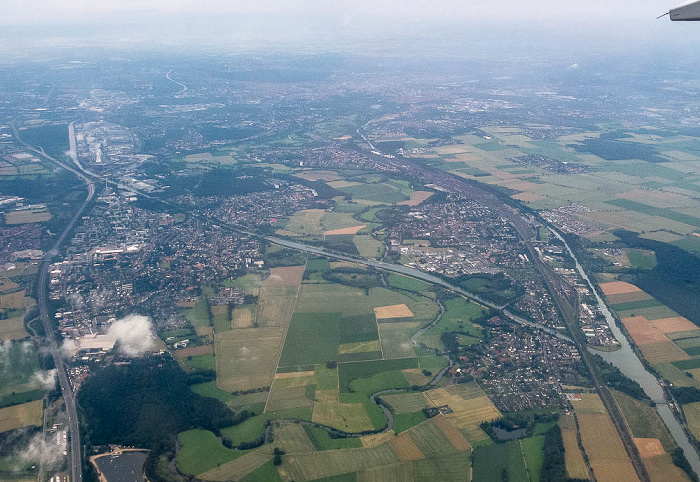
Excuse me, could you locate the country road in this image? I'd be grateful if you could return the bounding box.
[11,121,94,482]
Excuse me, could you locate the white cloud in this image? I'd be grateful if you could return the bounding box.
[107,314,155,357]
[33,369,57,390]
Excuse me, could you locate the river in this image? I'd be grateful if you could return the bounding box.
[551,228,700,473]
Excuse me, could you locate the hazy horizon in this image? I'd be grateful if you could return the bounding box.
[2,1,700,61]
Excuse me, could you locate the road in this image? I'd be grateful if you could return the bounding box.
[11,121,94,482]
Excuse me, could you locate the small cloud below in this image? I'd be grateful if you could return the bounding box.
[107,314,155,357]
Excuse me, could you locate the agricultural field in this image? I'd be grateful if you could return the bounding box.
[558,414,589,480]
[424,382,500,443]
[683,402,700,442]
[472,440,529,482]
[0,341,43,406]
[571,393,638,482]
[612,390,675,452]
[277,415,470,481]
[378,322,419,358]
[603,282,699,367]
[176,429,249,476]
[0,316,27,341]
[215,327,284,392]
[4,208,51,224]
[256,265,305,328]
[266,372,316,411]
[0,400,42,433]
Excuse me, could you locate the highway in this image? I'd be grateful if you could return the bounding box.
[11,121,93,482]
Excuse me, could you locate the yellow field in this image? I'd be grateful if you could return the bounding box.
[172,344,213,362]
[572,394,638,482]
[0,316,28,341]
[633,438,665,458]
[374,304,414,319]
[621,316,670,345]
[4,209,51,224]
[361,430,395,448]
[324,225,366,235]
[215,327,284,392]
[389,432,424,461]
[424,385,500,442]
[511,192,545,202]
[431,414,471,451]
[649,317,697,334]
[360,430,396,448]
[397,191,434,206]
[265,266,306,287]
[640,341,689,364]
[599,281,642,296]
[0,400,43,433]
[559,415,589,480]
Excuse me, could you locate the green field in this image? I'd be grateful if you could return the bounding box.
[240,459,282,482]
[392,411,429,433]
[190,381,234,405]
[224,273,262,293]
[607,199,700,229]
[279,312,381,366]
[338,360,418,430]
[378,322,419,359]
[626,249,658,270]
[221,406,313,446]
[339,358,418,393]
[185,354,215,371]
[183,300,211,327]
[177,429,247,476]
[521,436,545,482]
[473,440,529,482]
[612,390,675,451]
[303,425,363,450]
[610,298,662,311]
[0,341,42,405]
[417,297,486,350]
[674,358,700,371]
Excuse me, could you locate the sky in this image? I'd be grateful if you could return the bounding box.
[0,0,682,25]
[0,0,697,58]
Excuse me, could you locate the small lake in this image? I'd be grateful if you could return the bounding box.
[93,451,148,482]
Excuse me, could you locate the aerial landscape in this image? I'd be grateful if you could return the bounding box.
[2,1,700,481]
